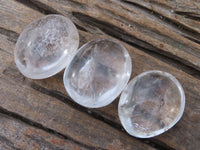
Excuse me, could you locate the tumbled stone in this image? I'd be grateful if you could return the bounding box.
[118,71,185,138]
[14,15,79,79]
[63,39,132,108]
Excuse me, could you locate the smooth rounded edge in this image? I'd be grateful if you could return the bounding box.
[118,70,185,138]
[14,14,79,79]
[63,39,132,108]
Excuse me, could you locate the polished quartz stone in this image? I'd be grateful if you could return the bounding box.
[118,71,185,138]
[63,39,132,108]
[14,15,79,79]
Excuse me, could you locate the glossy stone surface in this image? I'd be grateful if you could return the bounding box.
[64,39,132,108]
[14,15,79,79]
[118,71,185,138]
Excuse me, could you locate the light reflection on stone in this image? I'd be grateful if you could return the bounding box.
[64,39,132,108]
[118,71,185,138]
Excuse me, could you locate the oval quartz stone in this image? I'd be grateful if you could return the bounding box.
[118,71,185,138]
[63,39,132,108]
[14,15,79,79]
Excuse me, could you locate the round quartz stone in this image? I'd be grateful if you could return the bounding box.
[63,39,132,108]
[118,71,185,138]
[14,15,79,79]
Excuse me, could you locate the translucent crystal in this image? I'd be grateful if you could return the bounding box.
[118,71,185,138]
[14,15,79,79]
[63,39,132,108]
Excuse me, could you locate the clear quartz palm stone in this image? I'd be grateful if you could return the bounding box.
[118,71,185,138]
[14,15,79,79]
[63,39,132,108]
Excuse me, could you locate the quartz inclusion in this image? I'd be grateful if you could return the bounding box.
[14,15,79,79]
[64,39,132,108]
[118,71,185,138]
